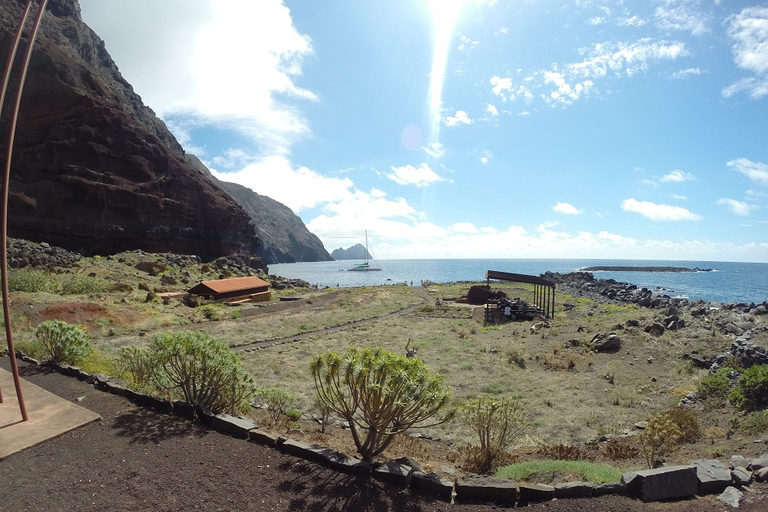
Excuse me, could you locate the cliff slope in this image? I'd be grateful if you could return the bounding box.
[0,0,261,261]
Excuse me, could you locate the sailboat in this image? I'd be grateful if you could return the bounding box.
[348,230,381,271]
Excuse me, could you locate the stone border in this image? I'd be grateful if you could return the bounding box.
[13,353,768,506]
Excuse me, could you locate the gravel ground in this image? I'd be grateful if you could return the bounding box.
[1,358,766,512]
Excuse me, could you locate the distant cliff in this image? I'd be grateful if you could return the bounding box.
[187,156,332,263]
[0,0,327,264]
[331,244,371,261]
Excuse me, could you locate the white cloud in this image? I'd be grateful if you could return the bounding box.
[209,155,352,212]
[717,198,756,216]
[670,68,703,79]
[449,222,479,233]
[618,16,647,28]
[422,142,446,159]
[654,1,710,35]
[728,158,768,186]
[443,110,473,126]
[621,198,703,221]
[457,34,479,51]
[535,39,688,106]
[671,194,688,200]
[486,103,499,116]
[553,202,583,215]
[661,169,696,182]
[490,76,534,103]
[724,6,768,99]
[81,0,316,158]
[386,163,447,187]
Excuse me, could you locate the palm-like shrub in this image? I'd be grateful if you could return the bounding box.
[311,346,451,463]
[35,320,92,365]
[150,330,255,415]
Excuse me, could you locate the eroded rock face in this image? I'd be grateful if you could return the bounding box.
[0,0,259,261]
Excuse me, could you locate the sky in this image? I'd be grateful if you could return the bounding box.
[77,0,768,262]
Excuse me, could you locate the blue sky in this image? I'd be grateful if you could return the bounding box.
[78,0,768,262]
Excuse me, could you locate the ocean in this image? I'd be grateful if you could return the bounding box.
[268,259,768,305]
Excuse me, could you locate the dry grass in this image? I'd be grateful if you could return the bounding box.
[7,256,768,472]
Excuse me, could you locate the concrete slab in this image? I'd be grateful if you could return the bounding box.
[0,367,101,459]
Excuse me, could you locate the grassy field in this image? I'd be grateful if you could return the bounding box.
[5,253,768,477]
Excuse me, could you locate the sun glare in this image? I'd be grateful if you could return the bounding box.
[426,0,468,148]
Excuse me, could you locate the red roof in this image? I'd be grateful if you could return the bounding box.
[194,276,270,294]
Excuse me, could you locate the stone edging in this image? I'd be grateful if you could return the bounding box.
[14,354,768,506]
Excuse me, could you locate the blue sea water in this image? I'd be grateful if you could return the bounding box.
[268,259,768,305]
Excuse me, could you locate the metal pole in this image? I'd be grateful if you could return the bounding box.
[1,0,49,421]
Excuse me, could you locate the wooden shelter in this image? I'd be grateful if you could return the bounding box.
[188,276,271,303]
[485,270,556,321]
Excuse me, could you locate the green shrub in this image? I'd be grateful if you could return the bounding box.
[698,368,732,404]
[8,269,58,293]
[311,346,451,463]
[112,345,161,391]
[742,410,768,434]
[150,330,255,414]
[255,387,298,425]
[35,320,92,365]
[730,365,768,410]
[663,406,701,443]
[285,408,302,422]
[60,274,110,295]
[460,394,528,474]
[638,412,683,469]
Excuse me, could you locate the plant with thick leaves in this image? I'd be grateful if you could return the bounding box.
[35,320,92,365]
[150,330,255,415]
[460,394,527,474]
[311,346,451,463]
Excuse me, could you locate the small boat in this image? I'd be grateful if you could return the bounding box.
[348,230,381,271]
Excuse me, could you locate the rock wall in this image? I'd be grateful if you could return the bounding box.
[0,0,260,261]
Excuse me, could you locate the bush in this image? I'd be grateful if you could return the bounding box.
[60,274,111,295]
[150,330,255,415]
[311,346,451,463]
[8,269,58,293]
[112,345,160,392]
[255,387,298,425]
[663,406,701,443]
[742,410,768,434]
[35,320,92,365]
[730,365,768,410]
[460,394,528,474]
[698,368,732,404]
[638,411,683,469]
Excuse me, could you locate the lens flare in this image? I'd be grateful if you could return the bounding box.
[426,0,466,148]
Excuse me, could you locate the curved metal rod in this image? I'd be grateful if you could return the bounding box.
[1,0,50,420]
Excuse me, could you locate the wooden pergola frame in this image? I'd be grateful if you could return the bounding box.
[485,270,556,319]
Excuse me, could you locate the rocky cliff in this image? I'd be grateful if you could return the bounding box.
[186,156,332,263]
[0,0,325,264]
[331,244,371,261]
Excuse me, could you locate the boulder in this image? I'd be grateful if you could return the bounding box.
[591,333,621,352]
[373,461,413,487]
[517,483,555,504]
[622,465,698,502]
[718,486,743,508]
[692,459,732,495]
[554,481,594,498]
[645,322,665,337]
[410,471,454,500]
[455,473,517,503]
[731,467,752,486]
